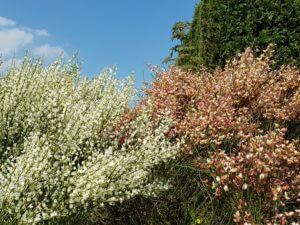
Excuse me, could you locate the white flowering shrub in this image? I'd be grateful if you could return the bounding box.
[0,58,181,223]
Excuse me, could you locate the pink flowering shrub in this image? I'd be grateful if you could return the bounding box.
[122,45,300,224]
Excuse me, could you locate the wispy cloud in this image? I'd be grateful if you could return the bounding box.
[1,58,23,71]
[22,27,49,37]
[0,28,33,54]
[35,29,49,37]
[0,16,16,27]
[0,16,66,69]
[33,44,65,60]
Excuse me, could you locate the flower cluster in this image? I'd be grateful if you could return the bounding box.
[139,48,271,148]
[0,58,181,223]
[138,46,300,147]
[200,128,300,224]
[254,66,300,121]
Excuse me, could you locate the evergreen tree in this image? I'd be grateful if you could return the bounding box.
[163,21,191,65]
[170,0,300,71]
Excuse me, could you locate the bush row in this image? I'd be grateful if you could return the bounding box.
[0,45,299,224]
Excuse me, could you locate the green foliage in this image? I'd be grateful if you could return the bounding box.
[87,157,235,225]
[173,0,300,71]
[163,22,191,65]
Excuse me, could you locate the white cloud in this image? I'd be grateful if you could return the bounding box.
[35,29,49,36]
[0,28,33,54]
[33,44,65,60]
[22,27,49,37]
[0,16,16,27]
[0,16,66,66]
[0,58,23,72]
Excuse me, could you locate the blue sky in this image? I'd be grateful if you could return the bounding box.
[0,0,198,88]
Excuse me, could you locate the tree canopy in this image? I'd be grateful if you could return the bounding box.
[169,0,300,71]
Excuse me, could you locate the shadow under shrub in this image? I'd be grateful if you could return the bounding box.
[90,157,236,225]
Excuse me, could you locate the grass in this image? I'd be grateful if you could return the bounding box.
[0,156,238,225]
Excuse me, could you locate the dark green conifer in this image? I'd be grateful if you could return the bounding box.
[170,0,300,71]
